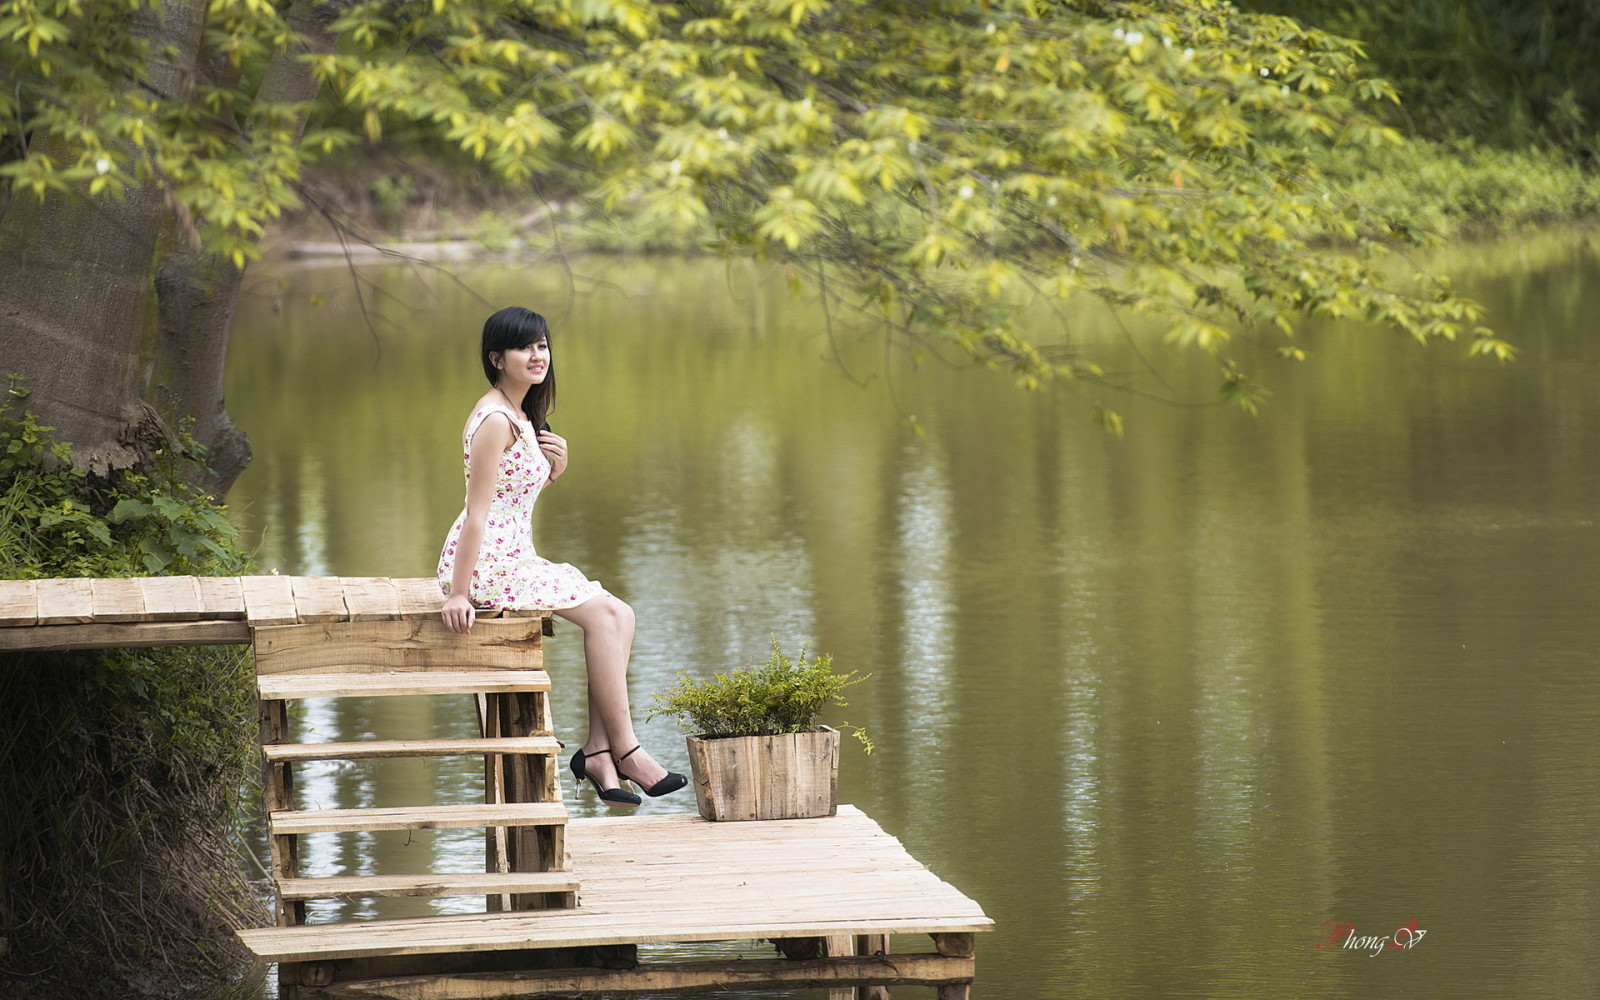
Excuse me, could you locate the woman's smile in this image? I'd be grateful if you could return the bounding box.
[498,340,551,384]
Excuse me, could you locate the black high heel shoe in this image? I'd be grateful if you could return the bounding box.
[615,745,688,797]
[569,747,641,807]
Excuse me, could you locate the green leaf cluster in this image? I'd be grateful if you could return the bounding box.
[650,635,873,750]
[0,0,1522,425]
[0,383,252,579]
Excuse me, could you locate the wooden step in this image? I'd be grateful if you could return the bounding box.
[276,871,579,901]
[270,802,568,836]
[262,736,562,763]
[257,669,550,701]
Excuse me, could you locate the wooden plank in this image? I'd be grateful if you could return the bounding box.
[241,575,299,625]
[289,949,605,989]
[291,576,349,623]
[262,737,561,762]
[239,809,992,964]
[687,728,838,821]
[390,578,548,621]
[34,578,94,625]
[257,670,552,701]
[137,575,204,621]
[0,579,38,627]
[393,578,446,618]
[278,872,579,901]
[253,618,543,675]
[0,620,252,652]
[340,577,402,621]
[315,954,974,999]
[242,913,989,964]
[196,576,247,619]
[89,577,146,622]
[269,802,568,836]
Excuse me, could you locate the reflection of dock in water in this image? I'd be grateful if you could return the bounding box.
[0,576,993,999]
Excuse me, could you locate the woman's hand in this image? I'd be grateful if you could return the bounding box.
[538,430,568,482]
[442,593,476,635]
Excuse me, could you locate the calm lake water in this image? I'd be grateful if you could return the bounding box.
[225,226,1600,999]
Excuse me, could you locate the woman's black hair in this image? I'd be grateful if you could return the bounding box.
[481,306,556,431]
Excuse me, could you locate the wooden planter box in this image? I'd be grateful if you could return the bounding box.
[685,726,839,822]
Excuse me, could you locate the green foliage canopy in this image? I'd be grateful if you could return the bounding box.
[0,0,1515,422]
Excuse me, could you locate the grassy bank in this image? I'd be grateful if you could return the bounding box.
[1327,139,1600,240]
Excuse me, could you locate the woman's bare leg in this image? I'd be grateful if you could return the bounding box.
[554,595,670,789]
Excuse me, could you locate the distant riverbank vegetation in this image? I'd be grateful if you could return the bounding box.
[280,0,1600,255]
[1244,0,1600,155]
[278,133,1600,255]
[1243,0,1600,237]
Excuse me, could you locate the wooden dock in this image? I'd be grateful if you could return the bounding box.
[241,806,990,998]
[0,575,544,651]
[0,576,994,998]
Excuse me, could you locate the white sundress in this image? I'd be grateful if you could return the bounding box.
[436,404,606,610]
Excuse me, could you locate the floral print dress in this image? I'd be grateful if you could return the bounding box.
[437,404,606,610]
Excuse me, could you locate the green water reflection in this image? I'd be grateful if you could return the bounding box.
[227,228,1600,998]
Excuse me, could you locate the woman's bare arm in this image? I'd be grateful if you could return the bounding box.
[442,413,515,634]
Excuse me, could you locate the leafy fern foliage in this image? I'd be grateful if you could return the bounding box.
[651,636,873,750]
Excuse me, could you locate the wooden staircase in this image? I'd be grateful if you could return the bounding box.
[253,613,575,987]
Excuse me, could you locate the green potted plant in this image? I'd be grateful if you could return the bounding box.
[650,637,872,821]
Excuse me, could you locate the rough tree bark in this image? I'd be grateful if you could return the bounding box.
[152,0,341,493]
[0,1,207,475]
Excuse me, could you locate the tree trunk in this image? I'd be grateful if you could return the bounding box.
[150,0,341,493]
[151,245,252,492]
[0,2,206,475]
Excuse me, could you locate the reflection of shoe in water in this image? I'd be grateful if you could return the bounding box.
[569,747,641,807]
[615,745,688,797]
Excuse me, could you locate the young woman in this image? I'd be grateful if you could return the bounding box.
[438,306,685,807]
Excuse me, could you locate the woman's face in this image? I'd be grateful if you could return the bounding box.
[495,337,551,386]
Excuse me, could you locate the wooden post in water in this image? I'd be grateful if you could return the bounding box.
[259,695,304,990]
[932,933,975,1000]
[822,933,894,1000]
[482,685,571,910]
